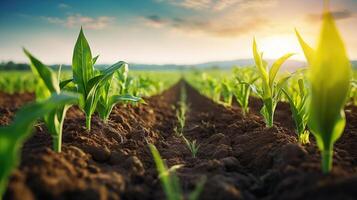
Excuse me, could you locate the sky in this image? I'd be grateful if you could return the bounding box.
[0,0,357,65]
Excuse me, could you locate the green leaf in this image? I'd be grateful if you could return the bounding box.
[0,93,78,198]
[92,55,99,65]
[308,7,352,173]
[295,29,315,65]
[23,48,60,93]
[269,53,294,88]
[60,79,73,89]
[72,28,94,96]
[110,94,141,105]
[149,144,180,200]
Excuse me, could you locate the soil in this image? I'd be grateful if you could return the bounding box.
[1,80,357,200]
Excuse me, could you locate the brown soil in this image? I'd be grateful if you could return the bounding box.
[1,81,357,200]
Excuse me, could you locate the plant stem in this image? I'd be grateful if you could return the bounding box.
[53,135,62,153]
[86,115,91,131]
[322,149,333,173]
[0,180,6,200]
[298,130,310,145]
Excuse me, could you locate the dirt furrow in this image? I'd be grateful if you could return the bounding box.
[1,81,357,200]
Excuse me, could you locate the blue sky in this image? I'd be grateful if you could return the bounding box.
[1,0,357,65]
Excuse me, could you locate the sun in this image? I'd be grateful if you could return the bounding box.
[259,35,306,61]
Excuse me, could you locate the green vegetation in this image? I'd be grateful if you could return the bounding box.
[174,85,188,136]
[252,39,294,127]
[182,136,200,158]
[296,5,352,173]
[96,63,142,123]
[71,28,129,130]
[282,76,310,144]
[0,93,77,199]
[232,67,258,116]
[149,144,205,200]
[24,49,79,152]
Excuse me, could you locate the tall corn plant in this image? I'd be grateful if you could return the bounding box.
[252,39,294,127]
[72,28,127,130]
[0,93,77,200]
[23,49,78,152]
[295,2,352,173]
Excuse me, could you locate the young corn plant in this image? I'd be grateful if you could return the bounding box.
[295,3,352,173]
[23,49,78,152]
[220,79,233,106]
[182,136,200,158]
[0,93,77,200]
[252,39,294,127]
[282,78,310,145]
[96,64,141,123]
[232,67,259,116]
[349,80,357,106]
[174,85,188,136]
[201,74,221,102]
[149,144,206,200]
[71,28,127,130]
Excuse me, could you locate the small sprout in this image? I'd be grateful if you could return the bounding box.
[149,144,206,200]
[182,136,200,158]
[175,85,188,136]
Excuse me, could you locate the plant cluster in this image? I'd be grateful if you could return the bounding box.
[186,1,353,173]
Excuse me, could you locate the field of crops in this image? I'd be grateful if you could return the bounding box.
[1,2,357,200]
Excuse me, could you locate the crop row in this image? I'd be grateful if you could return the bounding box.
[187,5,355,175]
[0,28,176,199]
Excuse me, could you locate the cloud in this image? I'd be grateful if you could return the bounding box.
[306,9,354,21]
[58,3,70,9]
[143,14,269,37]
[43,14,115,30]
[156,0,277,11]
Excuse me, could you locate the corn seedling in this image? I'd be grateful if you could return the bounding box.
[96,63,141,123]
[0,93,77,200]
[296,2,352,173]
[252,39,294,127]
[282,78,310,144]
[71,28,127,130]
[201,74,221,102]
[349,80,357,106]
[232,67,259,116]
[23,49,78,152]
[182,136,200,158]
[175,85,188,136]
[220,79,233,106]
[149,144,206,200]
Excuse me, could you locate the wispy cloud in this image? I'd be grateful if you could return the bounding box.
[42,14,115,30]
[143,14,269,37]
[306,9,355,22]
[58,3,70,9]
[156,0,277,11]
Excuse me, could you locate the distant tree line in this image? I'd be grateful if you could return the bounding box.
[0,61,30,70]
[0,61,74,71]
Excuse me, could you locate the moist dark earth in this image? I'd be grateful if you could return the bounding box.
[1,80,357,200]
